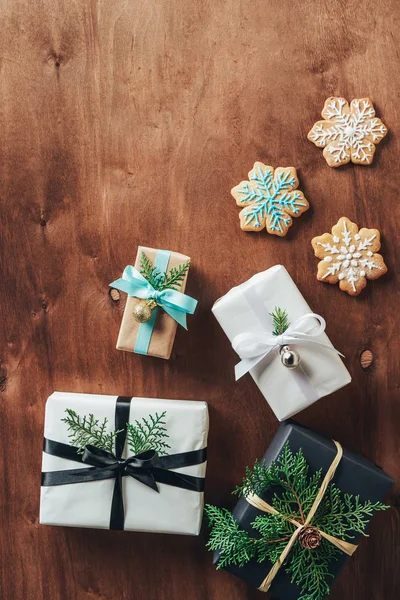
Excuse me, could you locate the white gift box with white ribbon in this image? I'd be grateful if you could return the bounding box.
[40,392,209,535]
[212,265,351,421]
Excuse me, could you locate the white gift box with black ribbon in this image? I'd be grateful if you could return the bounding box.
[40,392,209,535]
[212,265,351,421]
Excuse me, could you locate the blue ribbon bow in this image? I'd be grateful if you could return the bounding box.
[110,265,197,330]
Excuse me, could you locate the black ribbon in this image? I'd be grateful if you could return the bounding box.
[41,396,207,530]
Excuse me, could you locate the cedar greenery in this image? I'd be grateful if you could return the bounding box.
[62,409,170,456]
[270,306,290,336]
[205,443,388,600]
[126,411,170,455]
[139,251,190,291]
[62,410,122,455]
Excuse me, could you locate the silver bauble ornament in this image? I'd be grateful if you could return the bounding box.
[280,345,301,369]
[133,299,157,323]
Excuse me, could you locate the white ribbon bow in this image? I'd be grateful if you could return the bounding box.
[232,313,344,381]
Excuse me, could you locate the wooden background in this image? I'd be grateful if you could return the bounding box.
[0,1,399,598]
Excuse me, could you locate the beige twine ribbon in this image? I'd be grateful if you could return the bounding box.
[245,441,358,593]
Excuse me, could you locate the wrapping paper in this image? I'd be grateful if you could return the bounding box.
[116,246,190,359]
[215,420,393,597]
[212,265,351,420]
[40,392,209,535]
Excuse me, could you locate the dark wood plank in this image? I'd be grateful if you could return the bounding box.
[0,0,399,598]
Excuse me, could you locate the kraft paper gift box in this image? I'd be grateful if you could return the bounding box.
[212,265,351,421]
[213,420,393,598]
[40,392,208,535]
[110,246,197,359]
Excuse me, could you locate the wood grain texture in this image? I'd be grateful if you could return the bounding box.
[0,1,399,599]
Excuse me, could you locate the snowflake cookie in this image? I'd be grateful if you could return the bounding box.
[311,217,387,296]
[231,162,309,236]
[307,97,388,167]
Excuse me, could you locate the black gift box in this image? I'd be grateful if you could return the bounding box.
[214,420,393,598]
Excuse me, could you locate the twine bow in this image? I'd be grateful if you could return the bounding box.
[109,265,197,329]
[232,313,344,380]
[245,441,358,593]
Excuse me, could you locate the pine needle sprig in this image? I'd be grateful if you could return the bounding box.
[139,251,190,292]
[62,409,122,455]
[207,443,389,600]
[126,411,171,456]
[270,307,290,336]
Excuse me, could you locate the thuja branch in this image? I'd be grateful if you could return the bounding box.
[282,482,305,524]
[234,445,309,523]
[255,536,292,544]
[139,251,190,292]
[62,409,171,457]
[206,443,389,600]
[139,252,163,289]
[126,411,171,455]
[160,260,190,291]
[62,409,122,455]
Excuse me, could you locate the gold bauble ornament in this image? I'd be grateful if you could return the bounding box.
[133,299,157,323]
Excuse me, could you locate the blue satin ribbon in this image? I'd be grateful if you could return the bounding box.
[110,250,197,355]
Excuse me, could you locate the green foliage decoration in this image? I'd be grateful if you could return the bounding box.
[62,409,170,456]
[270,307,290,336]
[62,409,122,455]
[139,252,190,291]
[126,411,170,455]
[205,443,388,600]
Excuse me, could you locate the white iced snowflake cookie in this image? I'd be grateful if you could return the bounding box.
[308,97,388,167]
[231,162,309,236]
[311,217,387,296]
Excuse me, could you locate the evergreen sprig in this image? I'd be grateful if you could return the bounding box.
[205,506,259,568]
[126,411,171,455]
[270,306,290,336]
[285,539,338,600]
[62,409,122,455]
[206,443,389,600]
[139,251,190,292]
[314,487,387,539]
[139,252,162,289]
[62,409,171,457]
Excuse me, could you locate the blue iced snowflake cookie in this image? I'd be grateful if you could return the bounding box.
[231,162,309,237]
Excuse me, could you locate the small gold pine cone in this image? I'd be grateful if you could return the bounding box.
[298,526,321,550]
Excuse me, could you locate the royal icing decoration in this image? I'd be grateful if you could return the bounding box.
[231,162,309,236]
[307,97,388,167]
[311,217,387,296]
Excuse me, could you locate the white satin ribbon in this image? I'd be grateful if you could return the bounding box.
[232,313,344,381]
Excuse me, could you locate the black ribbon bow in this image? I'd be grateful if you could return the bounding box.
[81,445,161,492]
[41,397,207,530]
